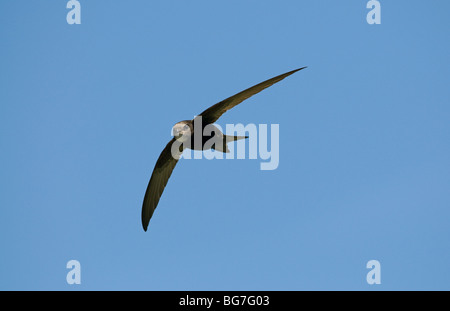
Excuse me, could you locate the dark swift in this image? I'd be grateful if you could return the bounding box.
[141,67,307,231]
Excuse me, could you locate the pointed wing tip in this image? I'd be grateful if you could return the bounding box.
[294,66,308,72]
[142,222,149,232]
[282,66,307,78]
[141,207,150,231]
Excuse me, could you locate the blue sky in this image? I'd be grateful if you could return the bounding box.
[1,1,449,290]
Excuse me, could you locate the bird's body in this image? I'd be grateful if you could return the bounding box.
[141,67,307,231]
[174,119,247,153]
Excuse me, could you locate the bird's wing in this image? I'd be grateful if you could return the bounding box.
[196,67,307,125]
[142,137,184,231]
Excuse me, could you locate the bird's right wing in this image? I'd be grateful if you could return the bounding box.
[196,67,307,125]
[141,137,184,231]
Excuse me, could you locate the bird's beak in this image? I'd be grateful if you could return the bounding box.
[172,126,186,140]
[172,125,182,137]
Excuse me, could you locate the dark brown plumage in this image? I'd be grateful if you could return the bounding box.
[142,67,306,231]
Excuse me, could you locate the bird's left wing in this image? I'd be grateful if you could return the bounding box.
[196,67,307,125]
[141,137,184,231]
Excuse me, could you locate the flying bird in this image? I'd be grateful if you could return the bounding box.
[142,67,307,231]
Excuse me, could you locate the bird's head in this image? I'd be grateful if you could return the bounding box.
[172,120,193,141]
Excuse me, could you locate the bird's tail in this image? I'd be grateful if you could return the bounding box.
[225,135,249,142]
[213,135,248,153]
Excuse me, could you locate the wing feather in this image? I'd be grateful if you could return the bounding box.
[141,138,184,231]
[196,67,306,125]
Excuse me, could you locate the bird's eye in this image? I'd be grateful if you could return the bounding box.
[184,125,190,130]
